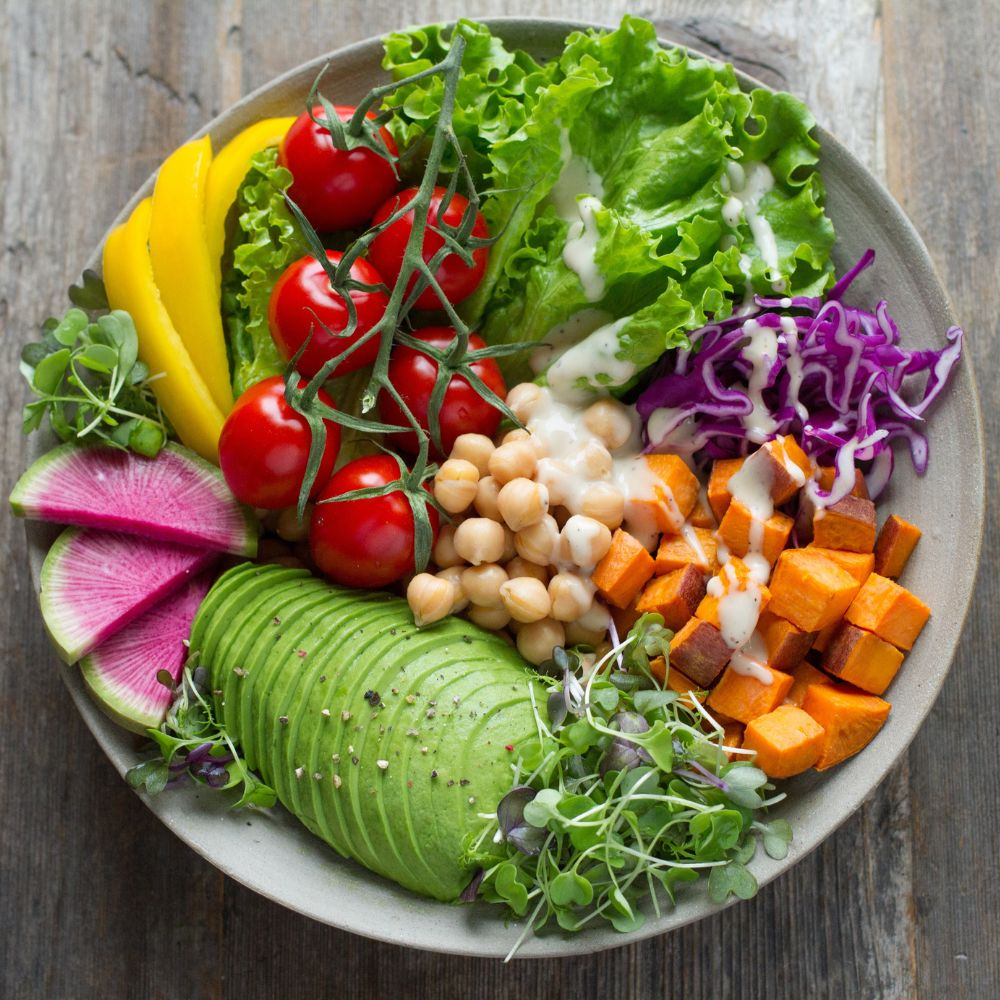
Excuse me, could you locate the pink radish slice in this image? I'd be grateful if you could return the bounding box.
[80,573,214,733]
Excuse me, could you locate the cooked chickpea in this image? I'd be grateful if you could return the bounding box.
[450,433,494,477]
[473,475,502,520]
[505,556,549,584]
[579,482,625,529]
[501,525,517,562]
[468,603,512,631]
[513,514,560,566]
[577,600,611,634]
[564,621,608,647]
[534,457,572,506]
[453,518,506,565]
[488,440,537,485]
[501,428,530,446]
[559,514,613,568]
[499,577,552,623]
[497,478,549,532]
[433,459,479,514]
[583,398,635,450]
[432,522,464,569]
[580,440,613,479]
[275,503,313,542]
[435,566,469,613]
[516,618,566,666]
[548,573,595,622]
[506,382,545,423]
[460,563,509,609]
[407,573,457,627]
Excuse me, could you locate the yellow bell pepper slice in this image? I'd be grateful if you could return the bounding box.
[103,198,226,464]
[204,116,295,290]
[148,136,234,415]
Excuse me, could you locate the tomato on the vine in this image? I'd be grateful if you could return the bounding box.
[309,455,439,588]
[377,326,507,456]
[278,105,398,233]
[268,250,388,379]
[219,376,341,510]
[367,186,489,310]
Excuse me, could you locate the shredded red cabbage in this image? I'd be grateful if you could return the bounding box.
[636,250,963,504]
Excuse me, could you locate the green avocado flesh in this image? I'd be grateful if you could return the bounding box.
[190,563,544,902]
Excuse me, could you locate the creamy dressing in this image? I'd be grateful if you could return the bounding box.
[780,315,807,421]
[729,632,774,685]
[721,160,784,292]
[741,320,779,443]
[708,562,764,649]
[645,406,709,457]
[545,317,636,403]
[530,309,613,375]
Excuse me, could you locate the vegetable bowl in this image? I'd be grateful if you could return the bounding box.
[20,17,984,958]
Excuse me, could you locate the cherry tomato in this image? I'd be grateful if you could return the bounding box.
[278,105,398,232]
[269,250,388,379]
[219,376,341,509]
[309,455,439,588]
[367,186,489,310]
[378,326,507,455]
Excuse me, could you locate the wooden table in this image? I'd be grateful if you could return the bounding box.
[2,2,997,997]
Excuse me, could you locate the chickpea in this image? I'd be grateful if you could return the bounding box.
[534,457,572,506]
[407,573,457,627]
[450,433,494,477]
[432,522,464,569]
[583,398,635,450]
[453,518,506,565]
[488,440,537,485]
[580,440,613,480]
[497,478,549,532]
[506,382,545,423]
[500,577,552,623]
[473,476,502,520]
[564,621,608,647]
[501,525,518,563]
[560,514,613,568]
[505,557,548,584]
[461,563,509,609]
[579,482,625,529]
[468,604,512,631]
[435,566,469,613]
[276,503,313,542]
[433,459,479,514]
[548,573,595,622]
[501,428,530,446]
[577,600,611,634]
[516,618,566,666]
[514,514,560,567]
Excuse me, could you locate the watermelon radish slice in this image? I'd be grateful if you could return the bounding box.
[40,527,217,663]
[80,574,213,733]
[10,442,258,556]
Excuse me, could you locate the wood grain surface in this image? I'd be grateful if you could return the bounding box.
[1,1,997,997]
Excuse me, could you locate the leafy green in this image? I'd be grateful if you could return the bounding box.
[222,145,309,397]
[20,302,169,456]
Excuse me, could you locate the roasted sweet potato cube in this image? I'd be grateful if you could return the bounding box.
[742,705,825,778]
[802,682,890,770]
[706,664,794,725]
[844,573,930,650]
[688,493,717,529]
[812,495,877,553]
[610,598,642,640]
[632,454,699,532]
[806,547,874,586]
[817,466,870,499]
[722,722,746,760]
[717,501,794,564]
[744,438,809,506]
[757,610,815,672]
[767,549,861,632]
[636,565,706,631]
[592,529,655,610]
[668,618,731,688]
[649,659,706,710]
[812,621,838,653]
[696,559,771,635]
[781,436,813,479]
[821,623,904,695]
[707,457,744,522]
[874,515,922,578]
[786,661,833,708]
[654,528,718,575]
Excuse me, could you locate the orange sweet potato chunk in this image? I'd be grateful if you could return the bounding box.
[706,664,794,725]
[821,623,904,695]
[635,565,706,631]
[781,436,813,479]
[717,501,794,564]
[592,529,655,610]
[801,682,891,770]
[767,549,861,632]
[708,457,744,522]
[633,455,699,532]
[722,721,745,761]
[688,493,717,529]
[610,598,642,639]
[654,528,719,576]
[751,438,810,505]
[669,618,731,688]
[650,659,707,711]
[696,559,771,631]
[757,610,815,672]
[817,466,870,499]
[807,547,874,586]
[786,661,833,708]
[812,621,838,653]
[742,705,825,778]
[873,515,922,578]
[844,573,930,650]
[812,495,877,553]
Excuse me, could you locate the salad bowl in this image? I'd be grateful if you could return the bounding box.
[23,18,984,958]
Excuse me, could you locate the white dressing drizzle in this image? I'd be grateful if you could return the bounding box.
[741,320,779,443]
[721,160,784,292]
[780,315,808,421]
[729,632,774,685]
[646,406,709,457]
[530,309,613,376]
[545,317,635,403]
